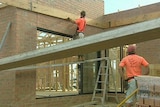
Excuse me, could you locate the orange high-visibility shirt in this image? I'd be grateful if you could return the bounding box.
[119,54,149,78]
[75,18,86,32]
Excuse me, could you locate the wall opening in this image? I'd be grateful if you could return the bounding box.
[36,28,79,98]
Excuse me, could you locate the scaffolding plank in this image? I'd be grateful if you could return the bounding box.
[0,18,160,71]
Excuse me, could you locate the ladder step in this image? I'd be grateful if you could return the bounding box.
[94,97,103,99]
[99,73,107,75]
[97,81,105,83]
[108,95,118,98]
[101,66,108,68]
[95,89,104,91]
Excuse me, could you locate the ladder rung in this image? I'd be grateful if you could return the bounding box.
[95,89,104,91]
[108,95,117,98]
[94,97,103,99]
[99,73,106,75]
[101,66,108,68]
[97,81,105,83]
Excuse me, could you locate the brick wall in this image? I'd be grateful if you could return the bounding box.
[0,6,37,57]
[0,6,16,57]
[136,39,160,64]
[0,7,15,107]
[14,70,36,107]
[33,0,104,19]
[0,6,37,107]
[15,8,37,53]
[0,0,105,107]
[0,71,15,107]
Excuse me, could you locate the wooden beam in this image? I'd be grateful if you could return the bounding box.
[111,11,160,27]
[0,18,160,71]
[0,3,7,8]
[0,0,106,28]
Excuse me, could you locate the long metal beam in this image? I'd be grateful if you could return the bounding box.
[4,57,109,71]
[0,22,11,49]
[0,18,160,71]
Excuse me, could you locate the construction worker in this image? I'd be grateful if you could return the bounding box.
[67,10,86,39]
[118,45,150,107]
[67,11,86,61]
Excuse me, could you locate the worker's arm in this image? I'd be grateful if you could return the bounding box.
[143,66,150,75]
[118,67,125,80]
[67,17,75,23]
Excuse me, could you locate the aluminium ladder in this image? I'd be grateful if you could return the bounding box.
[91,58,119,106]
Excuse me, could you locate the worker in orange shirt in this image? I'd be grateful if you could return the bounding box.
[119,45,150,107]
[67,11,86,61]
[68,11,86,39]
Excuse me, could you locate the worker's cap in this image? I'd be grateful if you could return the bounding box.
[127,45,136,54]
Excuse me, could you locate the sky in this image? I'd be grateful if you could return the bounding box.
[104,0,160,14]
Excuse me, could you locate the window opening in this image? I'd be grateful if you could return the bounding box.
[36,29,79,98]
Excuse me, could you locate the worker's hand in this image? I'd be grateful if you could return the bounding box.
[67,17,71,21]
[67,17,75,23]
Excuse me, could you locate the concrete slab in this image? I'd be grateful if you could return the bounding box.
[0,18,160,70]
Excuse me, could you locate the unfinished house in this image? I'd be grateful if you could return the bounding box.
[0,0,160,107]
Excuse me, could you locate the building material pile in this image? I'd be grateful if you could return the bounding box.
[136,76,160,107]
